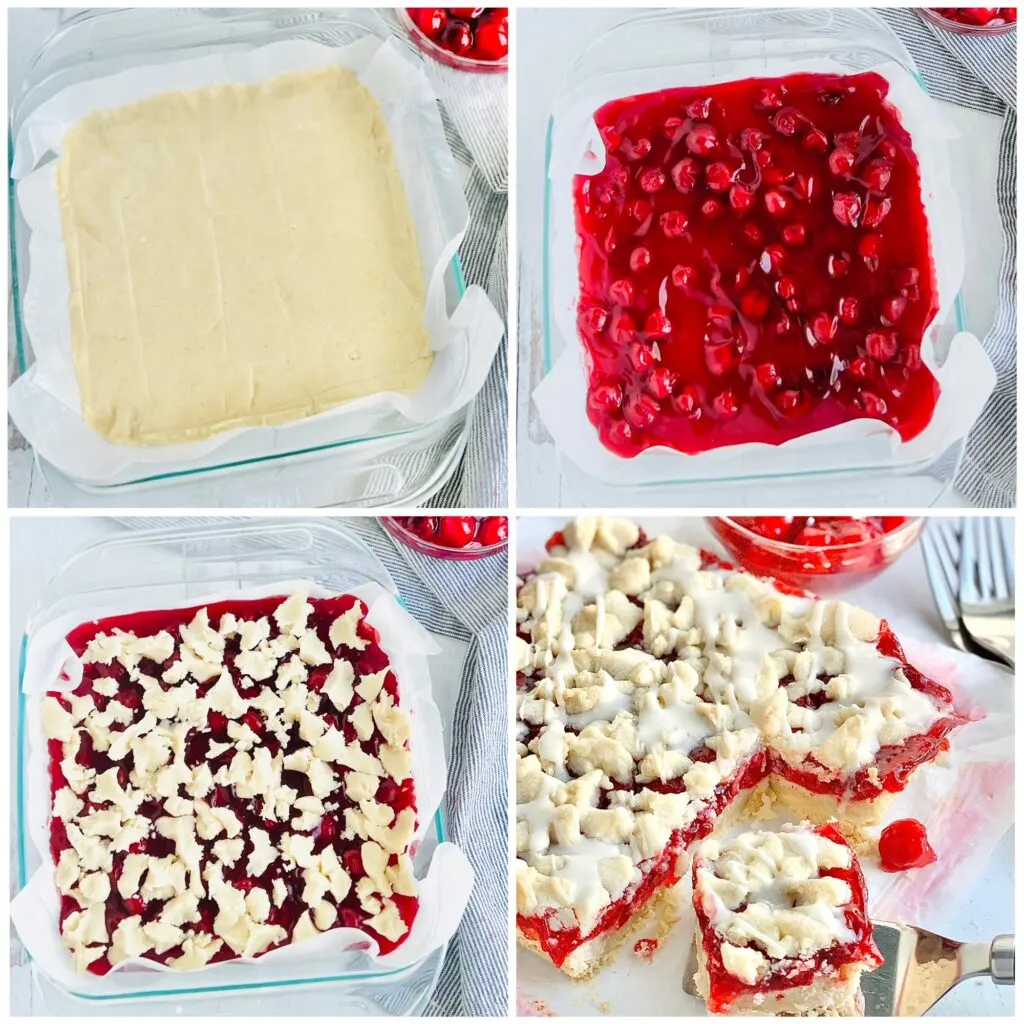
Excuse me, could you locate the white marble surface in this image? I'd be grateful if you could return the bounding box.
[514,515,1014,1016]
[9,516,470,1015]
[516,7,1006,509]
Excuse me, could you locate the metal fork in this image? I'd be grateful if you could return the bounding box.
[921,522,971,656]
[959,517,1015,669]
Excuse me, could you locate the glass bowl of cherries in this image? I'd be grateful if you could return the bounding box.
[383,515,508,559]
[922,8,1017,33]
[706,515,925,595]
[400,8,509,72]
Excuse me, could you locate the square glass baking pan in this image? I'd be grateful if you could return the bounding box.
[9,8,473,508]
[15,519,448,1012]
[536,6,969,507]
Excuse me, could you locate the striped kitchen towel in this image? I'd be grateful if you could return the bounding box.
[883,9,1017,508]
[115,515,510,1017]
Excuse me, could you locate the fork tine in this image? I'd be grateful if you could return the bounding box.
[921,530,960,630]
[985,518,1009,601]
[931,519,962,598]
[959,517,980,604]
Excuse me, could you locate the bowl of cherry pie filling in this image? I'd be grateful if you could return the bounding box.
[515,517,978,1015]
[537,8,995,499]
[707,515,925,594]
[12,522,468,1008]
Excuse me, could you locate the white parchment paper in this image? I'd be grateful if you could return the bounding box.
[11,579,474,993]
[515,519,1013,1015]
[8,36,503,483]
[535,59,997,484]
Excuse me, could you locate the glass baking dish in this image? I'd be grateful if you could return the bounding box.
[9,8,473,508]
[536,6,970,507]
[14,519,448,1012]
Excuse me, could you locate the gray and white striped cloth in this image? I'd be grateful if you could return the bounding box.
[115,515,509,1017]
[379,9,509,509]
[882,9,1017,508]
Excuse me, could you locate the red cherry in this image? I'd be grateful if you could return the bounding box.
[659,210,689,238]
[627,343,657,372]
[729,185,755,212]
[241,710,264,735]
[415,8,448,39]
[590,381,623,412]
[828,147,856,176]
[882,295,908,325]
[859,233,883,271]
[705,342,739,376]
[608,278,636,307]
[626,197,652,225]
[755,85,785,110]
[741,221,764,246]
[671,264,698,290]
[654,116,680,141]
[448,7,483,17]
[609,311,638,345]
[624,394,661,429]
[578,305,609,335]
[603,419,635,453]
[474,15,508,62]
[863,195,893,228]
[739,127,767,150]
[776,276,798,302]
[685,124,719,155]
[647,367,677,400]
[705,161,735,193]
[782,222,806,246]
[862,158,892,191]
[832,192,862,227]
[639,167,667,193]
[803,128,829,151]
[879,819,937,872]
[643,309,672,338]
[763,189,791,217]
[895,266,921,293]
[754,362,780,390]
[438,517,476,548]
[207,711,228,734]
[478,517,508,546]
[687,97,712,119]
[809,312,838,344]
[866,330,899,362]
[700,198,725,220]
[442,20,474,56]
[712,389,740,419]
[827,253,850,279]
[670,157,701,193]
[673,385,701,417]
[629,246,652,272]
[760,244,786,275]
[837,296,860,325]
[772,109,801,136]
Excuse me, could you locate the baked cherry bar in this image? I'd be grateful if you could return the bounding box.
[514,518,963,979]
[574,72,939,457]
[41,591,418,973]
[692,823,883,1015]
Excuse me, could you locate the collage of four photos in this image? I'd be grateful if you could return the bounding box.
[6,4,1018,1019]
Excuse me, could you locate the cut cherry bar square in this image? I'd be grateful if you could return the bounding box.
[692,823,883,1015]
[42,591,418,974]
[574,72,939,458]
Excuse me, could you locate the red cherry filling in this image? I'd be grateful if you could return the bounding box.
[408,8,508,63]
[573,72,939,458]
[878,818,938,872]
[50,593,419,975]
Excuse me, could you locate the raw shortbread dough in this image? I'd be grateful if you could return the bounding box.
[57,66,432,446]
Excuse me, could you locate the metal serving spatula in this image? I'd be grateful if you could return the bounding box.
[862,923,1014,1016]
[682,923,1014,1015]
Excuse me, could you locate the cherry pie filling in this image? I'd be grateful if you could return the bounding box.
[574,72,939,457]
[45,593,418,974]
[516,527,964,968]
[693,823,882,1013]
